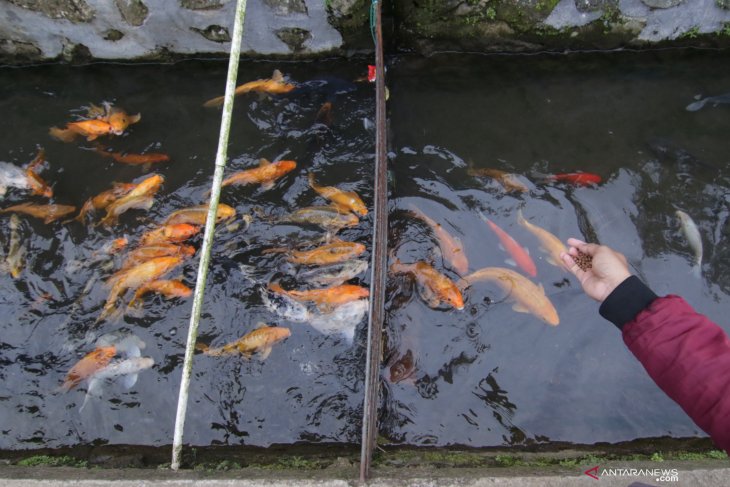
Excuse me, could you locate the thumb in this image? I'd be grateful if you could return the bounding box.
[560,251,585,278]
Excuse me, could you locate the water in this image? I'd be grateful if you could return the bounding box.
[1,49,729,452]
[382,50,730,447]
[0,59,374,449]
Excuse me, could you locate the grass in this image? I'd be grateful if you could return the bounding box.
[17,455,88,468]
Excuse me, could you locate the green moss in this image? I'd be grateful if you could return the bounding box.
[680,26,701,39]
[17,455,88,468]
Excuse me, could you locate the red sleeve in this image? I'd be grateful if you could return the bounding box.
[622,295,730,453]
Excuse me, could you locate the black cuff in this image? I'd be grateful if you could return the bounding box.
[598,275,658,330]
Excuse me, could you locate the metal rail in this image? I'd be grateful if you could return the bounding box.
[171,0,248,471]
[360,0,388,481]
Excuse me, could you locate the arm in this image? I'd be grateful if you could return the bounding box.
[562,239,730,453]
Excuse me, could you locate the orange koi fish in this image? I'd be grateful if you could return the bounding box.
[85,103,141,135]
[203,70,296,108]
[516,210,567,268]
[100,256,183,321]
[196,324,291,359]
[76,182,137,223]
[129,279,192,306]
[25,148,53,198]
[468,166,529,193]
[409,205,468,275]
[49,119,115,143]
[461,267,559,326]
[100,174,164,226]
[309,173,368,216]
[119,243,195,272]
[268,282,370,310]
[265,240,365,265]
[479,212,536,277]
[539,172,602,187]
[0,203,76,224]
[95,147,170,166]
[164,204,236,226]
[139,223,200,247]
[221,158,297,190]
[59,346,116,392]
[390,258,464,310]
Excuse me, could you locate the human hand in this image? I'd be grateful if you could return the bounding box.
[560,238,631,302]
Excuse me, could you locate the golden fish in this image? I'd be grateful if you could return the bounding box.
[409,205,468,275]
[100,256,183,321]
[100,174,164,226]
[129,279,192,306]
[196,325,291,359]
[139,223,200,247]
[268,282,370,310]
[6,214,25,278]
[164,204,236,226]
[0,203,76,224]
[517,209,567,268]
[76,182,137,223]
[203,70,296,108]
[390,259,464,310]
[308,173,368,216]
[25,148,53,198]
[59,346,117,392]
[221,158,297,190]
[265,240,365,265]
[461,266,559,326]
[95,147,169,166]
[281,205,359,232]
[468,166,529,193]
[120,243,195,271]
[49,119,114,142]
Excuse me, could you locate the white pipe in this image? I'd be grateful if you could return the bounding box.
[171,0,248,471]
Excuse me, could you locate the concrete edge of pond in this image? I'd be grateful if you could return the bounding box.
[0,463,729,486]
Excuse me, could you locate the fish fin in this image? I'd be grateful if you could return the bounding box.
[498,244,505,252]
[271,69,284,82]
[129,113,141,125]
[121,373,138,389]
[342,326,355,346]
[546,256,560,267]
[504,258,516,267]
[80,378,104,412]
[254,322,268,330]
[259,158,270,167]
[686,99,707,112]
[0,185,6,198]
[261,181,274,191]
[259,347,272,360]
[87,134,99,142]
[195,343,209,354]
[49,126,77,143]
[691,265,702,278]
[512,302,529,314]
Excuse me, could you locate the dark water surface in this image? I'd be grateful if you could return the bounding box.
[1,49,729,452]
[0,59,374,449]
[382,50,730,447]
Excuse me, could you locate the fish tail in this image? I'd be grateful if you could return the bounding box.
[195,342,210,354]
[261,246,288,256]
[202,96,225,108]
[268,281,286,294]
[691,264,702,278]
[307,172,318,189]
[49,126,77,143]
[685,99,707,112]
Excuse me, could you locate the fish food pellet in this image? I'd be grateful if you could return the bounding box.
[573,250,593,271]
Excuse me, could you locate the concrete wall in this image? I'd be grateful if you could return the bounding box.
[1,0,730,63]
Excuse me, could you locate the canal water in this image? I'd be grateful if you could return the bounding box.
[0,49,728,451]
[382,49,730,447]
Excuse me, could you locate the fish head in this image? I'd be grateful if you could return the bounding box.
[217,204,237,221]
[276,160,297,175]
[445,288,465,310]
[543,307,560,326]
[389,349,415,383]
[107,110,141,134]
[165,223,200,241]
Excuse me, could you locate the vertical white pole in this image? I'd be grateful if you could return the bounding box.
[170,0,248,471]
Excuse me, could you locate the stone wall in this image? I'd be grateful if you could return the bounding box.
[1,0,729,63]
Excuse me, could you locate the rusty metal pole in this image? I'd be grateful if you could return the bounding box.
[360,0,388,481]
